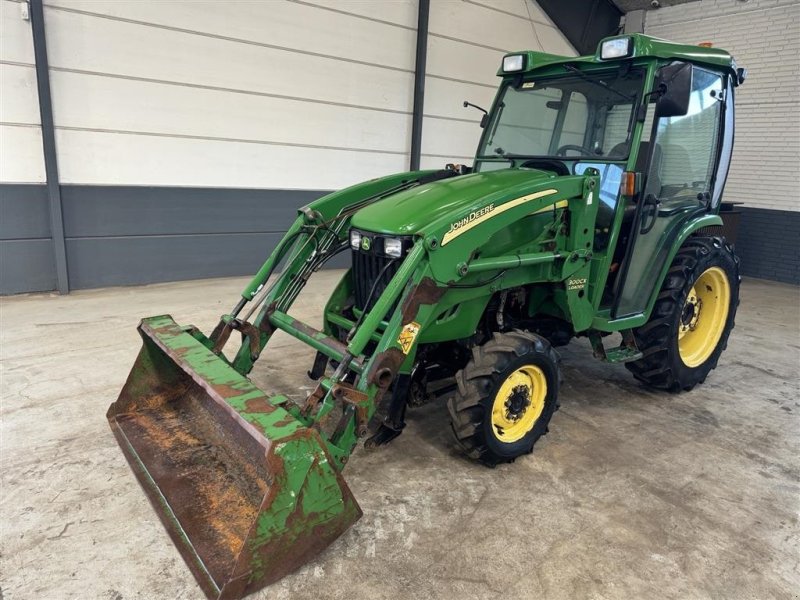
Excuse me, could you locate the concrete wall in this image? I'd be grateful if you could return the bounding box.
[0,0,572,294]
[644,0,800,284]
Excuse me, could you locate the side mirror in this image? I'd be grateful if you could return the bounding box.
[654,62,693,118]
[463,100,489,128]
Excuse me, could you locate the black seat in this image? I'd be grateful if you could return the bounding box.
[621,141,662,223]
[658,143,693,197]
[637,141,663,194]
[607,142,630,158]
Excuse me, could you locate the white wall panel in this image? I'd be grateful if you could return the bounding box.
[4,0,577,189]
[420,116,478,159]
[466,0,529,19]
[55,129,408,189]
[533,23,576,56]
[0,0,35,64]
[426,36,504,87]
[294,0,417,28]
[1,2,45,184]
[45,1,416,71]
[522,0,557,25]
[429,0,545,52]
[0,64,41,125]
[465,0,561,26]
[48,70,411,154]
[422,0,576,165]
[423,76,495,120]
[0,125,46,183]
[419,154,449,170]
[36,2,419,188]
[43,8,414,114]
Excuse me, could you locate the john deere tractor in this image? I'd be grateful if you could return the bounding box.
[108,34,745,599]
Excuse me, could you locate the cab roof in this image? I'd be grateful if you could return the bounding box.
[499,33,738,79]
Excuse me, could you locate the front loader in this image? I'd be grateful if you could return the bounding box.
[108,34,746,598]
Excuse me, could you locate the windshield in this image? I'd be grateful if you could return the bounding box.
[478,68,645,163]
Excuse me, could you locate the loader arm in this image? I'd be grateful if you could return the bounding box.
[106,168,459,600]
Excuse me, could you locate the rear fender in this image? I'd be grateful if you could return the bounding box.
[643,213,724,319]
[593,213,725,331]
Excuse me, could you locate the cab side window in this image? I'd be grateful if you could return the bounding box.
[646,68,724,202]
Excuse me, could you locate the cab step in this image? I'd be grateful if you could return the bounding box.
[589,329,643,363]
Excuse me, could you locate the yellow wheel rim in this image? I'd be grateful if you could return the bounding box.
[678,266,731,368]
[490,365,547,443]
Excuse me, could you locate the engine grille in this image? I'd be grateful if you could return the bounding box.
[352,248,400,312]
[350,229,413,313]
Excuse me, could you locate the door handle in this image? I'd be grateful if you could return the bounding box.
[639,193,660,234]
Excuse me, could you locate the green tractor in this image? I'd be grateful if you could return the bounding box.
[108,33,745,599]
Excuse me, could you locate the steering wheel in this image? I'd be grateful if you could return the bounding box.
[556,144,595,157]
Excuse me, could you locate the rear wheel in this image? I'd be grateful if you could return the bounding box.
[447,331,560,466]
[626,236,740,391]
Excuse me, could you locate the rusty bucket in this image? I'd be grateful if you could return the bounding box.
[107,316,361,599]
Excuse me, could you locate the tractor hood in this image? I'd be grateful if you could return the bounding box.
[350,168,560,236]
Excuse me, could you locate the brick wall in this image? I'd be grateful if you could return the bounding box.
[645,0,800,285]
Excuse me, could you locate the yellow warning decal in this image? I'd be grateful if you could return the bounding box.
[397,321,421,354]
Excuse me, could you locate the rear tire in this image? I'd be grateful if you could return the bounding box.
[626,236,740,392]
[447,331,560,467]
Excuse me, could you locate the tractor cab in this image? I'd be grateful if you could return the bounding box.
[473,34,744,317]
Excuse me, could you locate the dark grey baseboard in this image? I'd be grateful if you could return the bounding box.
[0,237,58,294]
[2,184,798,293]
[735,207,799,285]
[1,184,331,294]
[1,184,57,294]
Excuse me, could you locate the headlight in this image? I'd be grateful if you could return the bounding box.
[600,37,633,60]
[350,230,361,250]
[384,237,403,258]
[502,54,525,73]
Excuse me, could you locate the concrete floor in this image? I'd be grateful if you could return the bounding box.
[1,273,798,600]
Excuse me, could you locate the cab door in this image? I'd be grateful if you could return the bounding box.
[614,65,727,318]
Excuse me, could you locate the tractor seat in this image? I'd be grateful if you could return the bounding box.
[620,141,662,223]
[607,142,630,158]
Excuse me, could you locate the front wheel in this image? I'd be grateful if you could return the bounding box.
[447,331,560,466]
[626,236,740,391]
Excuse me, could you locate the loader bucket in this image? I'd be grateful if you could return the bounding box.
[107,316,362,600]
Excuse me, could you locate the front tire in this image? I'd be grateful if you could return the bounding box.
[626,236,740,391]
[447,331,560,466]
